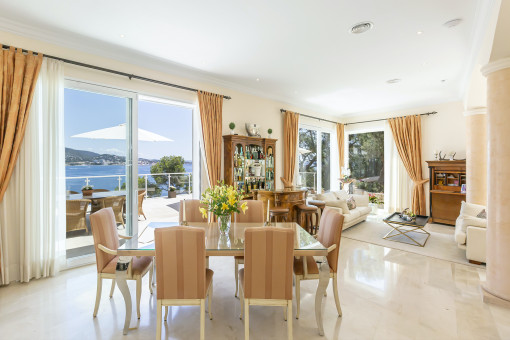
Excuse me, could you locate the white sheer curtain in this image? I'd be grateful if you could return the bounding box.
[384,122,413,213]
[0,58,65,284]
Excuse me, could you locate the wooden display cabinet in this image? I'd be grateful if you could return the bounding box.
[426,160,466,225]
[223,135,277,198]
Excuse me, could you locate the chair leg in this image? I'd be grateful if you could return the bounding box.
[164,306,169,321]
[149,263,154,295]
[208,279,213,320]
[239,288,244,320]
[156,300,162,340]
[287,300,293,340]
[93,276,102,317]
[333,274,342,317]
[109,279,115,298]
[235,259,239,297]
[152,258,157,286]
[136,277,142,319]
[200,299,205,340]
[244,299,250,340]
[284,305,287,321]
[295,276,300,319]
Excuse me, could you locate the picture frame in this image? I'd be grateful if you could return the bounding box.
[461,184,466,194]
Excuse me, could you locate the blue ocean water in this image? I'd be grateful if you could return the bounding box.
[65,163,192,194]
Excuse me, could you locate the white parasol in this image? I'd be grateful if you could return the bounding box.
[72,123,173,142]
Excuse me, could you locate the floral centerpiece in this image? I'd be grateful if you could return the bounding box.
[199,182,248,234]
[400,208,416,221]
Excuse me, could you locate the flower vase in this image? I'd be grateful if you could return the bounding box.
[217,214,231,234]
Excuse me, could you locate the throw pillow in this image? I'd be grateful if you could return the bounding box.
[334,190,349,201]
[324,199,350,214]
[347,196,356,210]
[476,209,487,219]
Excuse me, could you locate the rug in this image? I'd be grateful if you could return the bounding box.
[341,219,485,268]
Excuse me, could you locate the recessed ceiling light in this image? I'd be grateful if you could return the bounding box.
[256,78,260,82]
[119,34,125,38]
[443,18,463,28]
[386,78,401,84]
[350,22,374,34]
[441,79,447,83]
[417,31,423,35]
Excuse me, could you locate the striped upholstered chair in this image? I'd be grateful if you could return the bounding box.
[239,227,295,340]
[154,226,213,340]
[233,200,265,297]
[90,208,153,319]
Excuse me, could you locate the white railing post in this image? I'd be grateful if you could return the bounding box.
[145,175,148,198]
[314,173,317,192]
[168,174,171,192]
[188,173,191,195]
[86,177,90,186]
[118,176,121,191]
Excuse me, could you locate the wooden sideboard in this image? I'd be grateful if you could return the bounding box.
[253,189,307,222]
[426,160,466,225]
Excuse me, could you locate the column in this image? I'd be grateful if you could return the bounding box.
[464,108,487,206]
[482,58,510,304]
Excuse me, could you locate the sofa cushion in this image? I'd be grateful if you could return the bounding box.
[324,200,350,214]
[350,194,369,207]
[333,190,349,201]
[459,201,486,218]
[455,215,487,245]
[357,206,371,216]
[316,192,336,201]
[347,197,357,210]
[343,209,361,223]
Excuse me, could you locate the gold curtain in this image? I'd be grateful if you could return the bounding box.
[197,91,223,187]
[388,115,428,215]
[0,47,43,203]
[282,110,299,186]
[336,123,344,177]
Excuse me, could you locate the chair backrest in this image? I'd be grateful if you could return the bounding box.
[102,196,125,213]
[243,227,294,300]
[179,199,208,223]
[316,208,344,273]
[90,208,120,273]
[137,192,145,206]
[93,189,110,193]
[235,200,264,223]
[154,226,207,300]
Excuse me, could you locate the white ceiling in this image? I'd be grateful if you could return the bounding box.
[0,0,493,116]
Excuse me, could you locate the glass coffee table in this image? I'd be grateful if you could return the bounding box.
[383,212,430,247]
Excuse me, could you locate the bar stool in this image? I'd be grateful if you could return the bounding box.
[269,207,290,223]
[308,200,326,231]
[296,204,320,234]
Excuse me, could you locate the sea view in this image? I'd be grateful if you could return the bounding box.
[65,163,192,193]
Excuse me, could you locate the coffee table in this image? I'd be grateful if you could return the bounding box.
[383,212,430,247]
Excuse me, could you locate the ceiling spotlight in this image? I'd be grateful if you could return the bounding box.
[256,78,260,82]
[441,79,447,83]
[386,78,402,84]
[443,18,463,28]
[119,34,125,38]
[417,31,423,35]
[350,21,374,34]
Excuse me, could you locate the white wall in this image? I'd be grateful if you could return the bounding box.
[1,30,340,191]
[343,101,467,212]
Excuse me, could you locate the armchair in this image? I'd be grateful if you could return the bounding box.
[454,201,487,264]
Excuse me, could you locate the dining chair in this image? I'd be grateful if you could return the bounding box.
[138,190,146,219]
[239,227,294,340]
[293,207,344,319]
[90,208,153,319]
[154,226,213,340]
[66,199,91,233]
[101,196,126,227]
[233,200,264,298]
[178,199,208,223]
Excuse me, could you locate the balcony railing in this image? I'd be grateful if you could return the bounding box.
[65,172,192,197]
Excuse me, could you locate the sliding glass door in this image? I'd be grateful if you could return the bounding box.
[64,80,137,262]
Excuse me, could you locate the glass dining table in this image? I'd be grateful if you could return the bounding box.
[115,222,331,336]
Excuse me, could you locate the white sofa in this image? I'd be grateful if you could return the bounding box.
[314,190,370,230]
[454,201,487,264]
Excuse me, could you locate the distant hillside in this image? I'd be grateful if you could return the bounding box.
[65,148,158,166]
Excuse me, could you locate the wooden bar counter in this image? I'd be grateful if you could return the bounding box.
[253,189,307,222]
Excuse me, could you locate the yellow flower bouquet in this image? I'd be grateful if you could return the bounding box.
[200,182,247,234]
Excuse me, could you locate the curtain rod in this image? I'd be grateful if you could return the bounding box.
[280,108,437,126]
[280,109,339,125]
[1,44,232,100]
[344,111,437,125]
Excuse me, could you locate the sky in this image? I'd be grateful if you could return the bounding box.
[64,88,193,161]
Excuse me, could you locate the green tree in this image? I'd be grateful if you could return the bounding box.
[348,131,384,193]
[150,155,188,191]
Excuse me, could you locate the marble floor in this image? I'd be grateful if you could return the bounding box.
[1,238,509,340]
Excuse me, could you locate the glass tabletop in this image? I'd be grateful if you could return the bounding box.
[120,222,326,253]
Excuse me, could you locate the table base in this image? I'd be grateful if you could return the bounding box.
[383,222,430,247]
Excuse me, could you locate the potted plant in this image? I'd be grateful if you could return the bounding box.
[229,122,236,134]
[400,208,416,221]
[200,182,247,234]
[81,185,94,197]
[168,186,177,198]
[267,128,273,138]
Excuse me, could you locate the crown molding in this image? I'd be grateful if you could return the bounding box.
[481,57,510,76]
[464,107,487,116]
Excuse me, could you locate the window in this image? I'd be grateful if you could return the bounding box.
[298,125,335,193]
[348,131,384,194]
